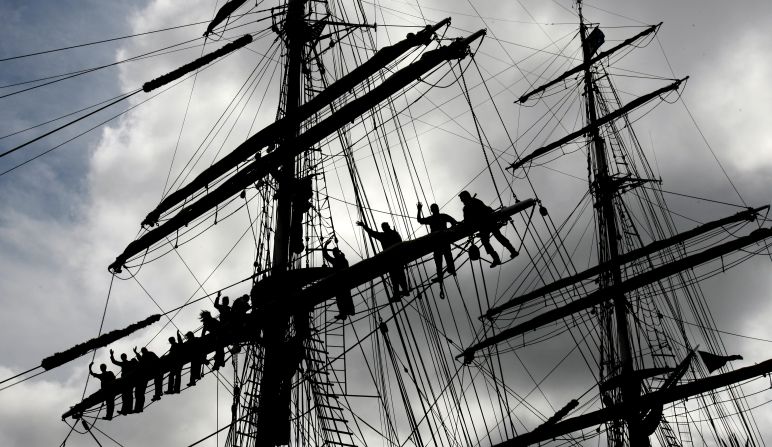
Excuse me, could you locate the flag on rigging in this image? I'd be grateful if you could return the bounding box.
[586,27,605,56]
[698,350,743,373]
[204,0,249,37]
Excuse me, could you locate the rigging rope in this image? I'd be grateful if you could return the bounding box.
[0,89,141,160]
[159,32,213,199]
[0,21,262,100]
[0,33,259,178]
[0,10,269,63]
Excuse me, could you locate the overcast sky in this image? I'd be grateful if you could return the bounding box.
[1,1,771,446]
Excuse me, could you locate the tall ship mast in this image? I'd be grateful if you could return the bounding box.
[464,2,772,445]
[0,2,770,447]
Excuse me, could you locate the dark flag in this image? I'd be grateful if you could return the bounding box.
[698,350,743,373]
[205,0,249,37]
[585,27,605,56]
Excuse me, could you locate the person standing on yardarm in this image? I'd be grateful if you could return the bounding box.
[357,220,410,300]
[416,202,458,281]
[458,191,518,267]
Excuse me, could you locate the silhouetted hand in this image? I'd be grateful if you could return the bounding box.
[417,202,422,210]
[109,349,114,354]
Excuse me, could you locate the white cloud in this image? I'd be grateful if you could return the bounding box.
[0,366,82,447]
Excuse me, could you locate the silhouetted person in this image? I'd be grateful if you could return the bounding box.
[458,191,518,267]
[323,237,355,319]
[110,349,138,414]
[229,295,250,353]
[200,310,225,370]
[89,362,116,420]
[214,292,231,323]
[166,331,184,394]
[134,347,162,402]
[417,202,458,281]
[185,331,205,386]
[357,220,410,300]
[231,294,250,316]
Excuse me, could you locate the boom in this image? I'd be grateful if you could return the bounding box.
[484,206,767,319]
[509,78,686,172]
[142,19,451,227]
[110,29,485,273]
[461,227,772,360]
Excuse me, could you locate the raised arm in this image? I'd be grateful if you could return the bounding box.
[89,362,97,377]
[356,221,377,238]
[176,331,184,344]
[109,350,122,366]
[416,203,429,225]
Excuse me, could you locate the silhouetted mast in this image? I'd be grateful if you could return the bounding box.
[23,1,771,445]
[257,0,307,444]
[576,1,645,444]
[461,227,772,357]
[96,16,489,441]
[140,19,451,227]
[462,2,772,445]
[107,20,474,274]
[496,358,772,446]
[29,2,772,445]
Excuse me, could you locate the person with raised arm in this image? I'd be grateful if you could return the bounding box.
[89,362,116,420]
[134,346,163,403]
[214,292,231,323]
[110,349,138,414]
[417,202,458,281]
[200,310,225,370]
[166,331,184,394]
[323,237,355,319]
[356,220,410,300]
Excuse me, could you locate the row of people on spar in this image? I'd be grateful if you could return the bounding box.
[327,190,519,321]
[88,294,249,419]
[88,190,513,418]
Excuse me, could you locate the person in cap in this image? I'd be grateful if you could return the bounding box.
[458,191,517,267]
